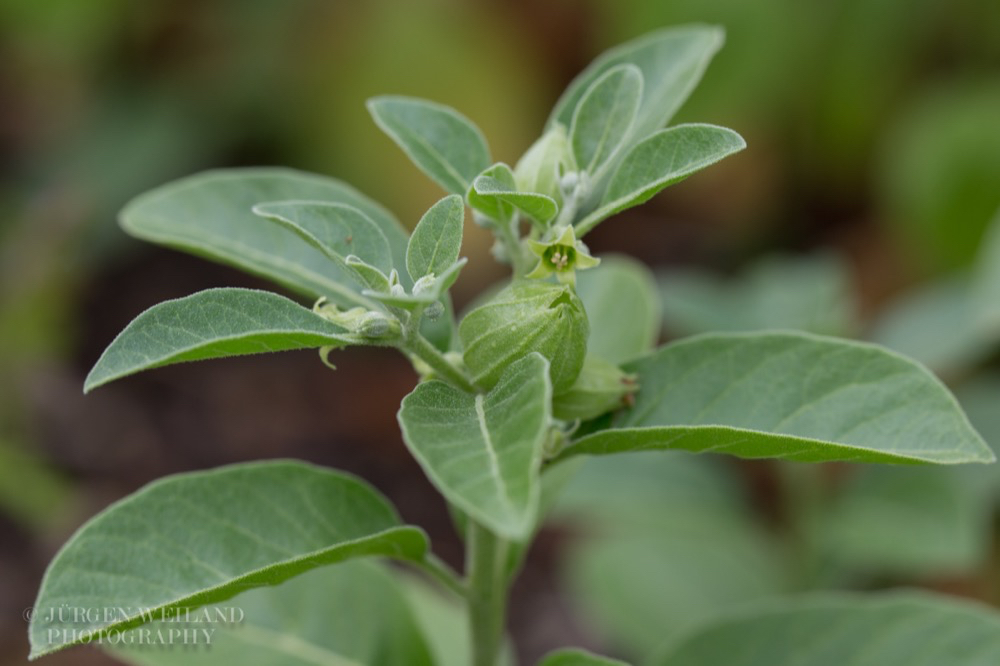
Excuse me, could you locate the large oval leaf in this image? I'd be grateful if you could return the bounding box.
[558,332,993,465]
[367,95,490,195]
[549,25,724,153]
[654,592,1000,666]
[84,288,359,392]
[576,124,746,235]
[119,167,410,304]
[108,562,434,666]
[28,460,428,659]
[398,353,551,540]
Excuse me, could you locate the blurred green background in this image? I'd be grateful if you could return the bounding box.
[1,0,998,664]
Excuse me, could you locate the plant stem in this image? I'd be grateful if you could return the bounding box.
[466,520,509,666]
[404,332,479,393]
[417,552,467,598]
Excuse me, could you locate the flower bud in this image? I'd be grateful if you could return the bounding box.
[459,281,588,392]
[552,354,636,421]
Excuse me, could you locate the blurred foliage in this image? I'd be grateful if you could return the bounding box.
[0,0,998,663]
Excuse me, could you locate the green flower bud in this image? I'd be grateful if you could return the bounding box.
[459,281,589,392]
[424,300,445,320]
[356,312,397,339]
[552,354,637,421]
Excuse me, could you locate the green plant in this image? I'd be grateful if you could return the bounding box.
[27,25,999,666]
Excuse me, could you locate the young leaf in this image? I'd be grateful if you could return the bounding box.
[368,95,491,195]
[119,167,410,305]
[569,64,643,176]
[398,353,551,540]
[471,165,559,225]
[407,194,465,281]
[654,592,1000,666]
[84,288,360,392]
[251,200,393,274]
[539,649,631,666]
[576,124,746,234]
[109,562,435,666]
[467,163,517,223]
[549,25,724,148]
[28,460,429,660]
[514,124,573,206]
[576,255,661,363]
[557,332,994,465]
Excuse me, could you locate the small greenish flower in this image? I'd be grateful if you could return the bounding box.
[526,225,600,285]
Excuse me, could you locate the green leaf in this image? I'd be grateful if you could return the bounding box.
[398,353,551,539]
[576,124,746,235]
[658,253,854,338]
[549,25,724,152]
[557,332,994,465]
[467,164,517,223]
[807,465,992,576]
[398,572,472,666]
[576,255,661,363]
[555,453,786,657]
[368,95,491,195]
[397,571,518,666]
[514,124,572,206]
[407,194,465,281]
[251,200,393,274]
[869,276,993,374]
[539,648,631,666]
[654,592,1000,666]
[109,562,434,666]
[119,167,410,305]
[570,64,643,176]
[28,460,428,659]
[84,288,364,392]
[470,164,559,225]
[367,259,467,309]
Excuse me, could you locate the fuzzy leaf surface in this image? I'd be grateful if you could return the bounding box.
[577,124,745,234]
[29,461,428,659]
[560,332,993,465]
[251,201,393,274]
[570,64,643,175]
[119,168,409,305]
[368,96,490,195]
[84,288,363,392]
[471,168,559,225]
[398,353,551,539]
[550,25,724,151]
[406,194,465,281]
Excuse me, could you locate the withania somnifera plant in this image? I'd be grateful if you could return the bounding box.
[28,24,996,666]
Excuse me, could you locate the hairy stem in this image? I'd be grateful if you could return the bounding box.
[467,520,509,666]
[404,332,479,393]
